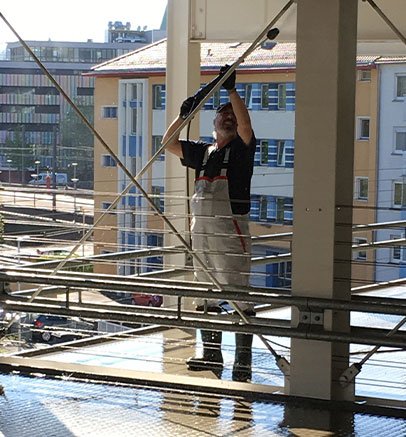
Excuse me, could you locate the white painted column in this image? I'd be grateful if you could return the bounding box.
[289,0,358,401]
[165,0,201,309]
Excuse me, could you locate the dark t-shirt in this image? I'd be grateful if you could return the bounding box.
[180,134,256,215]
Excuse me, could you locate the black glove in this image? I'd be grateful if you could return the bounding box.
[220,64,236,90]
[179,96,196,119]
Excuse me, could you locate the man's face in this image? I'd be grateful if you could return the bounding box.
[214,107,237,135]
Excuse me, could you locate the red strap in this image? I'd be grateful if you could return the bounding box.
[232,219,247,252]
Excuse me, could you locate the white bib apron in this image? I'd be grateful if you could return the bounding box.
[190,146,252,310]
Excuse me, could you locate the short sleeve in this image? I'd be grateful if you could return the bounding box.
[180,140,207,169]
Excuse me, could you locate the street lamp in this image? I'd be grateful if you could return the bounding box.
[6,159,12,184]
[71,162,78,213]
[34,159,41,178]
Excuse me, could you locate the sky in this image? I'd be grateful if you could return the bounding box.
[0,0,167,51]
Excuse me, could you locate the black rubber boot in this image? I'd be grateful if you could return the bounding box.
[232,333,253,382]
[186,330,223,374]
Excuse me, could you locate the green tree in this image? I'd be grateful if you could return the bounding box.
[2,128,36,181]
[60,103,94,186]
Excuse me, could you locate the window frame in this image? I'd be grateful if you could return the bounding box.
[211,89,220,109]
[275,197,285,224]
[259,196,268,221]
[395,74,406,99]
[358,70,371,82]
[101,106,118,119]
[393,181,406,208]
[243,83,253,108]
[390,234,406,263]
[355,177,369,201]
[101,202,115,214]
[101,154,116,167]
[276,140,286,167]
[152,135,165,160]
[357,117,370,140]
[260,84,269,109]
[394,127,406,154]
[354,237,367,261]
[153,85,164,109]
[259,140,269,165]
[151,185,164,212]
[277,83,287,110]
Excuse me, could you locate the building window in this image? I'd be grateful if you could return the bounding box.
[77,87,94,96]
[212,90,220,108]
[276,197,285,223]
[153,85,164,109]
[130,157,137,175]
[357,118,370,140]
[101,202,114,213]
[259,196,268,220]
[278,83,287,110]
[355,177,369,201]
[151,186,164,212]
[354,237,367,261]
[261,84,269,109]
[390,234,405,263]
[152,135,165,160]
[131,108,141,134]
[396,75,406,98]
[276,140,286,166]
[243,84,253,108]
[278,261,292,287]
[102,154,116,167]
[132,84,138,100]
[260,140,269,165]
[393,181,406,208]
[102,106,117,118]
[358,70,371,81]
[394,128,406,153]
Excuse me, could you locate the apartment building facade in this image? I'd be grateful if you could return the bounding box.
[375,60,406,281]
[0,20,166,185]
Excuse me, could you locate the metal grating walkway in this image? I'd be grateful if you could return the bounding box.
[0,373,405,437]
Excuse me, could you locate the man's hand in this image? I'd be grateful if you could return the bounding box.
[220,64,236,91]
[179,96,196,119]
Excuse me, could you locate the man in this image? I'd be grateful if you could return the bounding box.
[163,66,256,382]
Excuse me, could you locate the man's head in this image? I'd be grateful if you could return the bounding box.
[214,102,237,139]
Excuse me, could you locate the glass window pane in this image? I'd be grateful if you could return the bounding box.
[259,196,267,220]
[244,84,252,108]
[260,140,268,165]
[261,84,269,109]
[276,198,285,222]
[359,178,368,199]
[278,84,286,110]
[397,76,406,97]
[395,131,406,151]
[394,182,405,206]
[360,119,370,139]
[277,141,285,166]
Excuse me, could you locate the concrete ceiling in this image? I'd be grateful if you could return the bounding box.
[190,0,406,46]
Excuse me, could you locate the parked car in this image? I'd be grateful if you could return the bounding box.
[32,314,94,343]
[131,293,163,307]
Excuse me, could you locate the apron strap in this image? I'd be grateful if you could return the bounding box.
[197,146,231,178]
